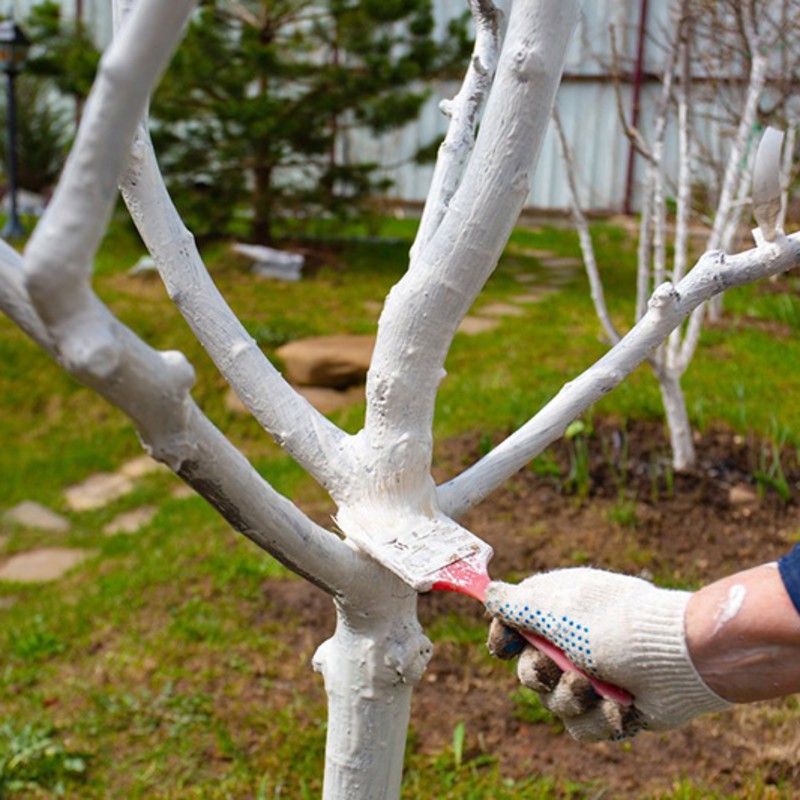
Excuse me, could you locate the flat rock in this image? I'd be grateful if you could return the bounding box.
[104,506,158,536]
[514,274,538,284]
[480,302,526,318]
[296,385,365,414]
[513,290,555,304]
[4,501,70,532]
[119,455,166,479]
[458,317,500,336]
[64,472,134,512]
[540,256,583,269]
[171,485,196,500]
[729,484,758,507]
[506,246,556,259]
[276,335,375,389]
[0,548,94,583]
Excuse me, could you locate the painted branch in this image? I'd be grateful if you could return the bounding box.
[0,242,53,351]
[439,232,800,517]
[634,37,678,322]
[109,2,350,495]
[363,0,579,499]
[706,49,769,320]
[672,39,692,287]
[657,368,695,471]
[778,124,796,231]
[409,0,504,268]
[665,36,693,368]
[0,243,358,595]
[553,107,620,345]
[313,568,432,800]
[119,124,353,496]
[23,0,196,347]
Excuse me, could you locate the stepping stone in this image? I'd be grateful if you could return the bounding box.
[480,302,526,318]
[729,484,758,507]
[276,335,375,389]
[296,385,365,415]
[540,256,583,269]
[514,274,538,284]
[171,485,196,500]
[506,246,556,259]
[512,290,555,304]
[458,317,500,336]
[119,455,166,479]
[104,506,158,536]
[3,501,70,532]
[0,548,94,583]
[64,473,134,512]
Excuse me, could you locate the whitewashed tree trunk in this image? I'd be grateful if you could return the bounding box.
[658,369,695,471]
[2,1,800,797]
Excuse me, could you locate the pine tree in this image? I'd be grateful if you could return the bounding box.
[151,0,468,241]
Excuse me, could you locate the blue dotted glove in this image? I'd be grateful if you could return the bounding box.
[486,568,731,741]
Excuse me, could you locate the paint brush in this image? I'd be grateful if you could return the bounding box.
[337,509,633,706]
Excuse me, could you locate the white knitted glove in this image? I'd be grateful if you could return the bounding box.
[485,568,732,742]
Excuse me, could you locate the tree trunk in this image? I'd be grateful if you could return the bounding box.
[658,370,695,472]
[313,563,432,800]
[252,162,273,244]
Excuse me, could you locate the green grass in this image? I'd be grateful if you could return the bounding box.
[1,215,800,796]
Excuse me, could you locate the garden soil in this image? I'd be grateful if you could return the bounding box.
[265,419,800,796]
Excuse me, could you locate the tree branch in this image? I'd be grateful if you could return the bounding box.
[409,0,504,268]
[360,0,580,502]
[120,123,354,496]
[439,232,800,517]
[0,242,358,595]
[1,0,360,595]
[553,105,620,345]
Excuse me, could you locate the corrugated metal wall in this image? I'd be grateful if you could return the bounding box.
[6,0,768,214]
[9,0,112,45]
[349,0,756,213]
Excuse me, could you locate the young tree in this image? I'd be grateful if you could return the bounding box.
[556,0,780,470]
[1,1,799,797]
[149,0,469,241]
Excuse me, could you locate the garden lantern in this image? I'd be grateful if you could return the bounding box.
[0,20,30,239]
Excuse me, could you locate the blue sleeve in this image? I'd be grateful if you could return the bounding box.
[778,543,800,616]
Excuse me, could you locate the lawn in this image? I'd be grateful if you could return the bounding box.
[1,212,799,797]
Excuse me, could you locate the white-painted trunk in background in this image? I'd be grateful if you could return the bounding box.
[658,370,695,472]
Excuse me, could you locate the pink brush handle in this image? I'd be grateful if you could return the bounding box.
[519,629,633,706]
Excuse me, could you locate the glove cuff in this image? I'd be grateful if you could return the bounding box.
[630,587,732,730]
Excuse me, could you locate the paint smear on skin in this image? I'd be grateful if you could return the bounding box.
[713,584,746,635]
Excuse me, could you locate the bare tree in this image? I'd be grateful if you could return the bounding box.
[2,1,800,797]
[557,0,784,470]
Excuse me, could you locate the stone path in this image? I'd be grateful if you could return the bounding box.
[104,506,158,536]
[4,501,70,532]
[0,548,95,583]
[458,317,500,336]
[1,455,172,584]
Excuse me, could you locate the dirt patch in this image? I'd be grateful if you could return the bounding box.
[266,419,800,795]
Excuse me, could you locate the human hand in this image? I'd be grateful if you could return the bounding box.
[485,568,731,741]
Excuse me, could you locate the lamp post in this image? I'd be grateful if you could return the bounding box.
[0,20,30,239]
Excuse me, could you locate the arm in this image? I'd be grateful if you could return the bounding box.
[687,559,800,703]
[486,551,800,741]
